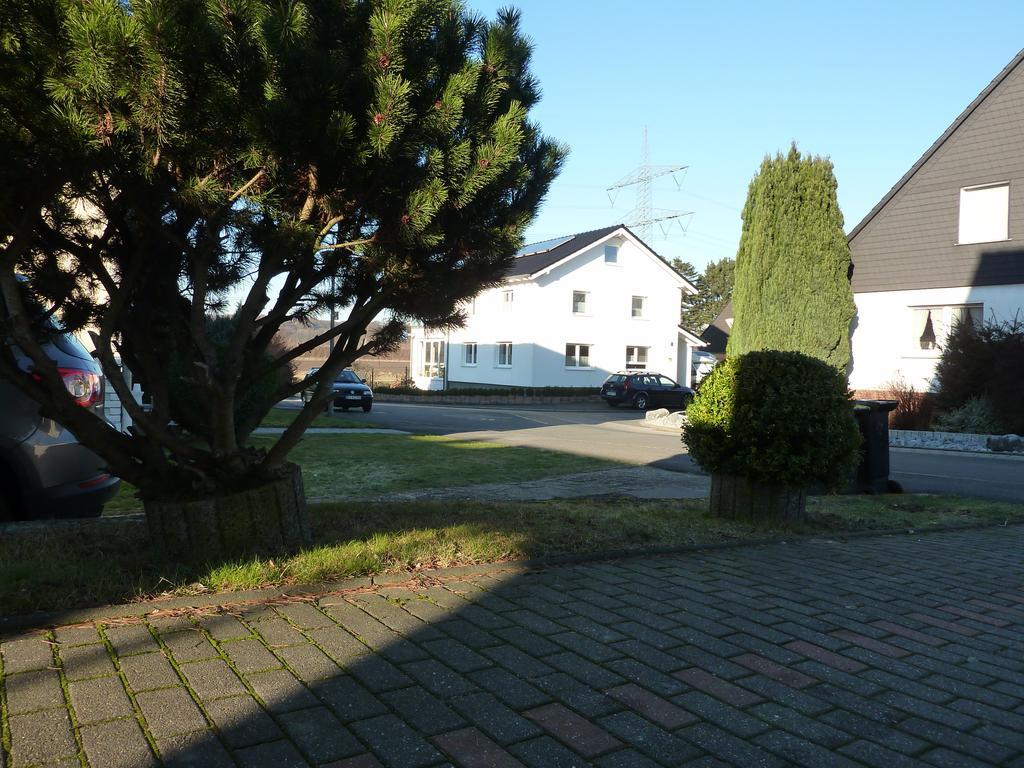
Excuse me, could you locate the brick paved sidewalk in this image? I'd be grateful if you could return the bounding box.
[2,526,1023,767]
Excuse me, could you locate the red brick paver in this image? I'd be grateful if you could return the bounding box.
[830,630,910,658]
[433,727,525,768]
[607,683,698,729]
[673,667,763,707]
[523,703,621,757]
[732,653,817,689]
[783,640,868,673]
[870,620,947,647]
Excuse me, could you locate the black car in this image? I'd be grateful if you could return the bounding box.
[600,372,694,411]
[330,369,373,412]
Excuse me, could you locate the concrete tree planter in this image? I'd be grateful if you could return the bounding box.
[709,473,807,522]
[144,463,311,564]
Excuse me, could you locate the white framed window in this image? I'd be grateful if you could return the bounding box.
[496,342,513,367]
[958,183,1009,245]
[502,290,514,310]
[420,340,444,378]
[625,345,648,370]
[564,343,591,368]
[909,304,983,354]
[463,342,477,366]
[631,296,645,318]
[604,244,619,264]
[572,291,588,314]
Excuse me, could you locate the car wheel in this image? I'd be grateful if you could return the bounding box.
[362,403,372,413]
[633,392,649,411]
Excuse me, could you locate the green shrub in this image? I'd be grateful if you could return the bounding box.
[932,396,1005,435]
[683,351,860,488]
[935,316,1024,434]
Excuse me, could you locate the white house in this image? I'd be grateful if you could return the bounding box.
[848,48,1024,395]
[409,225,704,391]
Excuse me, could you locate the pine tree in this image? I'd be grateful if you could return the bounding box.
[678,257,735,332]
[727,145,855,371]
[0,1,565,521]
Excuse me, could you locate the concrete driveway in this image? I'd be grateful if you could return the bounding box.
[3,525,1023,767]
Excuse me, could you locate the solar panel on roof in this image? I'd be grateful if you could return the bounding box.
[515,235,572,258]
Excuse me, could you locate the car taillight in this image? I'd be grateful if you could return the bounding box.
[59,367,102,407]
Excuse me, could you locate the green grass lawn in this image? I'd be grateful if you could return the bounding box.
[3,493,1021,616]
[104,434,622,514]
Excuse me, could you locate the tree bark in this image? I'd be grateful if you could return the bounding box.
[144,463,310,563]
[709,473,807,522]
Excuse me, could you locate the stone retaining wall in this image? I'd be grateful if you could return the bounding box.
[889,429,1024,454]
[375,394,602,405]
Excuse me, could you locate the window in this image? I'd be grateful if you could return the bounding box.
[959,183,1009,244]
[657,375,677,387]
[572,291,588,314]
[463,342,477,366]
[496,342,513,367]
[631,296,645,318]
[910,304,983,353]
[502,290,514,310]
[625,346,648,370]
[604,244,619,264]
[565,343,591,368]
[420,340,444,377]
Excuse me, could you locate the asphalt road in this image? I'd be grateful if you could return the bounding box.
[354,401,1024,502]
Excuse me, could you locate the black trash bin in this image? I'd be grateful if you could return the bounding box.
[852,400,901,494]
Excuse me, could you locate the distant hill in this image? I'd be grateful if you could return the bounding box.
[279,317,411,385]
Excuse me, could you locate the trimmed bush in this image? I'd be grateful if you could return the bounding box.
[683,350,860,489]
[932,396,1003,435]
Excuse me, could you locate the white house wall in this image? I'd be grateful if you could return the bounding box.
[850,283,1023,392]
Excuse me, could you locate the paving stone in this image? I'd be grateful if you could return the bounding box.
[350,594,442,638]
[276,642,342,684]
[606,683,697,729]
[235,739,311,768]
[350,714,443,768]
[402,659,476,699]
[278,706,363,763]
[158,729,236,768]
[437,619,501,650]
[545,651,625,689]
[919,747,994,768]
[68,674,133,724]
[317,675,389,722]
[276,601,337,630]
[53,625,103,647]
[871,619,947,647]
[7,708,78,767]
[450,691,540,744]
[607,658,687,697]
[534,673,621,718]
[837,739,931,768]
[179,657,249,701]
[162,630,219,663]
[80,716,157,767]
[321,757,385,768]
[481,645,555,679]
[149,616,195,634]
[433,727,526,768]
[421,638,492,673]
[221,639,282,675]
[678,722,785,768]
[241,610,309,647]
[0,635,54,675]
[783,640,867,673]
[105,623,161,657]
[468,667,551,710]
[598,711,702,764]
[734,675,832,717]
[120,651,182,692]
[204,694,282,750]
[755,726,864,768]
[381,686,466,736]
[307,626,371,667]
[899,716,1016,764]
[135,687,208,739]
[672,691,771,739]
[593,749,663,768]
[732,653,816,689]
[820,709,928,754]
[509,735,597,768]
[4,668,65,714]
[750,702,849,748]
[674,667,763,708]
[199,614,252,642]
[523,702,621,758]
[246,668,319,713]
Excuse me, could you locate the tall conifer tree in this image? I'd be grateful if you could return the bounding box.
[727,145,855,371]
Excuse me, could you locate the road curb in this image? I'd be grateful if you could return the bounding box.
[4,518,1021,635]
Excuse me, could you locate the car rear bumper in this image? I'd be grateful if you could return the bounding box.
[332,395,373,407]
[30,473,121,518]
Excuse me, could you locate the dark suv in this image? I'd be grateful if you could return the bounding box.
[1,311,120,521]
[600,372,695,411]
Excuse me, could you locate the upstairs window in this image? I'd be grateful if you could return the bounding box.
[497,342,513,367]
[604,245,619,264]
[463,342,477,365]
[959,183,1009,244]
[565,343,591,368]
[631,296,645,318]
[572,291,588,314]
[625,345,648,370]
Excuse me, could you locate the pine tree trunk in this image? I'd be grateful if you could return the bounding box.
[144,463,311,563]
[709,473,807,521]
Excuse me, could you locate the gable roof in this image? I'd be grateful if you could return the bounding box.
[699,299,732,358]
[847,47,1024,243]
[506,225,623,277]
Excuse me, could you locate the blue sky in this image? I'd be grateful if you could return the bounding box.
[472,0,1024,270]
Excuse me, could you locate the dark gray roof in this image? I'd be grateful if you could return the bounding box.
[847,47,1024,243]
[700,299,733,358]
[506,225,623,277]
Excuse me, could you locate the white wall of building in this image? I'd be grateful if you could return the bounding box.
[850,283,1023,392]
[409,232,699,389]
